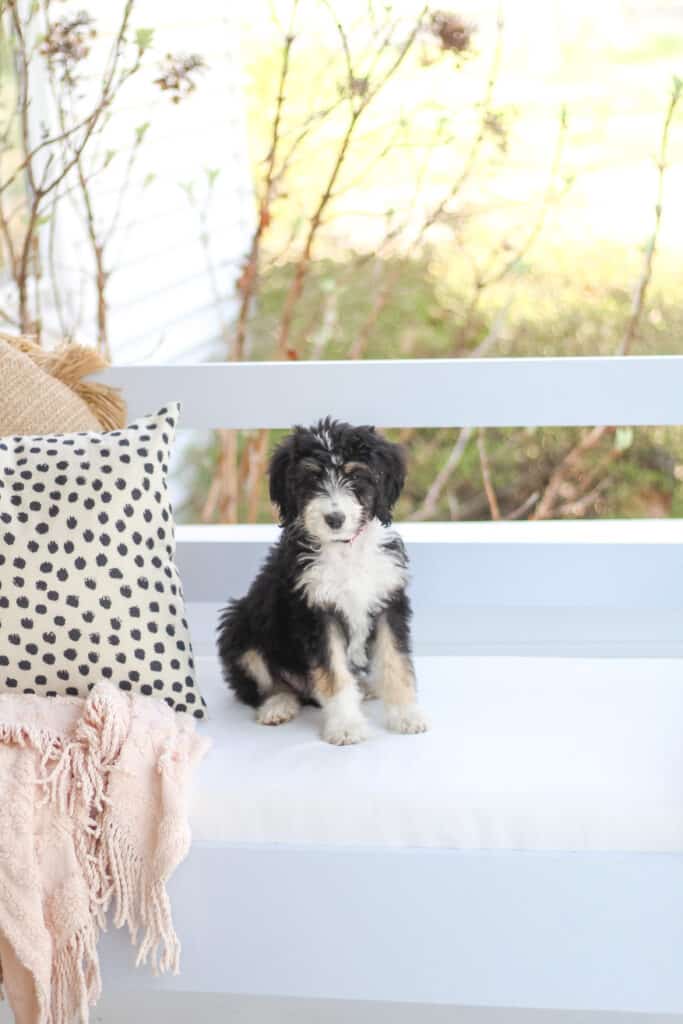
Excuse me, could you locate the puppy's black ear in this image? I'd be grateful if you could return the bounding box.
[269,434,296,524]
[373,436,406,526]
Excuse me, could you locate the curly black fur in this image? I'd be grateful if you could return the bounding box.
[217,418,412,715]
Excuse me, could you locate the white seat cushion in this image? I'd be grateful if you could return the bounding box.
[191,655,683,852]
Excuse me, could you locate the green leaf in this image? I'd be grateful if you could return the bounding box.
[103,149,116,168]
[35,214,51,228]
[205,167,220,188]
[143,172,156,189]
[135,121,150,144]
[615,427,634,452]
[135,27,154,52]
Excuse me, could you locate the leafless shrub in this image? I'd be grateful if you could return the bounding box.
[39,10,96,83]
[0,0,203,355]
[154,53,206,103]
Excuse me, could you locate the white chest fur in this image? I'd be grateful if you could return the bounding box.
[296,520,408,669]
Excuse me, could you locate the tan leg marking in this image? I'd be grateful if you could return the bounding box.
[239,649,273,697]
[371,617,430,735]
[311,623,369,746]
[240,650,300,726]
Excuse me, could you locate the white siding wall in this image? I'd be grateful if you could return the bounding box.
[41,0,254,364]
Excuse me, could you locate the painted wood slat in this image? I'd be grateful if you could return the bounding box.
[176,522,683,657]
[175,521,683,608]
[101,844,683,1013]
[99,356,683,428]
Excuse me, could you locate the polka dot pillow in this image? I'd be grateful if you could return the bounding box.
[0,403,206,717]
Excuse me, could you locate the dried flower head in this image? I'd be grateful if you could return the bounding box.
[349,75,369,98]
[154,53,206,104]
[40,11,96,83]
[483,111,508,154]
[427,11,473,55]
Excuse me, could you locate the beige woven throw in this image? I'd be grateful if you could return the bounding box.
[0,333,126,435]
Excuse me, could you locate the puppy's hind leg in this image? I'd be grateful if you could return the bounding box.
[239,650,300,726]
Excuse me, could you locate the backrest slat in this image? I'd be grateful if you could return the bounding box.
[98,356,683,429]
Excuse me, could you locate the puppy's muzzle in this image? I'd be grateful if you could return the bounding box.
[324,511,345,530]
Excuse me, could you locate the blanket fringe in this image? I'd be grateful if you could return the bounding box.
[52,923,101,1024]
[0,688,187,1022]
[101,821,181,975]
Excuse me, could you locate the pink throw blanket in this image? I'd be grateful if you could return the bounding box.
[0,683,209,1023]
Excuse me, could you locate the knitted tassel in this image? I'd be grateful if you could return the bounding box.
[0,332,125,432]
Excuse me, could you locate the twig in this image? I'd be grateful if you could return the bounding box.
[532,426,611,520]
[233,0,299,362]
[477,429,500,519]
[618,76,681,356]
[201,430,239,523]
[505,490,539,520]
[408,300,512,519]
[245,429,270,522]
[532,78,681,519]
[409,426,473,521]
[453,103,568,353]
[554,477,610,518]
[480,105,568,289]
[275,6,427,359]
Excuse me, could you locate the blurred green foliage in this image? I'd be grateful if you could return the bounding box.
[180,3,683,523]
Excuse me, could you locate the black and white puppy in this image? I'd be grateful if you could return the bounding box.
[217,418,429,745]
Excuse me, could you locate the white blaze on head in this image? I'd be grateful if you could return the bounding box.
[302,472,364,544]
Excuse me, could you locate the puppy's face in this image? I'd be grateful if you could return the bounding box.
[269,419,405,543]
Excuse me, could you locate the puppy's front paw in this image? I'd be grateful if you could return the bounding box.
[385,704,430,735]
[256,692,299,726]
[322,714,369,746]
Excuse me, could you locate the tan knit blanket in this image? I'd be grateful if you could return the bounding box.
[0,684,209,1023]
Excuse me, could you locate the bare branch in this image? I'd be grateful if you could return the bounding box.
[409,426,473,522]
[554,477,610,519]
[618,76,681,355]
[320,0,354,93]
[408,300,512,520]
[479,105,569,289]
[233,0,299,361]
[477,430,500,520]
[275,6,428,358]
[505,491,539,521]
[532,78,681,519]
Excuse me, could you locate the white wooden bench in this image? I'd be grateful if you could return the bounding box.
[96,357,683,1018]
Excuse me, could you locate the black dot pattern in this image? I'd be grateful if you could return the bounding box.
[0,404,205,718]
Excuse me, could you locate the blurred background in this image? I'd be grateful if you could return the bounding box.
[1,0,682,522]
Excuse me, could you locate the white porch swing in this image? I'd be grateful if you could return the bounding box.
[96,355,683,1019]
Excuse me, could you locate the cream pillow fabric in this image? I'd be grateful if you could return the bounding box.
[0,403,205,717]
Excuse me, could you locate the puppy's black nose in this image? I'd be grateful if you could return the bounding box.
[324,511,345,530]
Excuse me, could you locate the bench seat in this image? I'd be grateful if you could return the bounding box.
[100,653,683,1015]
[193,653,683,852]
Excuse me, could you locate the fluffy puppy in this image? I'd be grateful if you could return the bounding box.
[217,418,429,745]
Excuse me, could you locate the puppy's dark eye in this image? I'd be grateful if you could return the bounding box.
[343,461,370,479]
[298,459,322,479]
